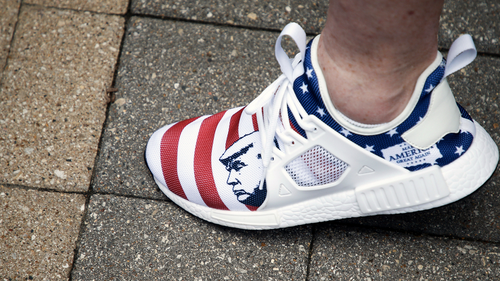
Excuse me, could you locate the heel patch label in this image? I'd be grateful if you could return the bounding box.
[381,142,442,169]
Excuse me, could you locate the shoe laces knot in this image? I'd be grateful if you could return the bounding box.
[245,23,315,168]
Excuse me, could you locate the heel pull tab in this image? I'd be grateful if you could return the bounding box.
[444,34,477,78]
[402,35,477,149]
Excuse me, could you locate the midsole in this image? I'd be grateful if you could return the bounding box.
[155,121,498,229]
[354,165,450,214]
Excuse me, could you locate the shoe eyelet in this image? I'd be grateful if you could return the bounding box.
[291,141,295,146]
[313,127,318,132]
[271,157,275,161]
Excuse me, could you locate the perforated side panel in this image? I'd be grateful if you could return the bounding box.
[285,145,348,187]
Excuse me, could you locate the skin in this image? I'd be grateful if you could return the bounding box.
[317,0,445,124]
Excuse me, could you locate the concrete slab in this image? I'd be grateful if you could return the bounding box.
[0,0,21,76]
[0,185,86,280]
[93,18,285,199]
[440,0,500,54]
[71,194,312,280]
[131,0,499,54]
[131,0,328,34]
[25,0,129,15]
[0,6,124,192]
[309,224,500,280]
[341,55,500,243]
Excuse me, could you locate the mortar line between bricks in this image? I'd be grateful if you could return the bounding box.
[0,0,23,89]
[67,2,133,279]
[5,178,499,248]
[87,187,500,246]
[130,12,321,37]
[13,3,500,59]
[0,185,166,206]
[66,190,92,280]
[6,173,500,248]
[126,14,500,58]
[124,13,500,59]
[476,51,500,59]
[93,190,170,202]
[305,225,317,281]
[15,4,500,58]
[438,47,500,59]
[0,182,87,195]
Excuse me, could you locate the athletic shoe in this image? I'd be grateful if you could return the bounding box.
[145,23,499,230]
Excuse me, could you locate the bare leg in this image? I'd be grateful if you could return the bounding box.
[318,0,444,124]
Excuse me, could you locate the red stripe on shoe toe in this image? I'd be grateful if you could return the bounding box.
[195,111,230,210]
[160,117,200,200]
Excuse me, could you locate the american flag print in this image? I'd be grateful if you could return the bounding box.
[154,107,266,211]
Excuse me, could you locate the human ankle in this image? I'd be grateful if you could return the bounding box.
[317,0,442,124]
[316,35,436,125]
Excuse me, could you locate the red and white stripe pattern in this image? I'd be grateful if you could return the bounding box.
[146,107,261,211]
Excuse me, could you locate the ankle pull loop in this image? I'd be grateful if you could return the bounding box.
[275,22,306,81]
[444,34,476,78]
[402,35,477,149]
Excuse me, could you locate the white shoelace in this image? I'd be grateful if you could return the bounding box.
[244,23,314,168]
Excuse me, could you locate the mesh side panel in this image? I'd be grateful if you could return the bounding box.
[285,145,348,187]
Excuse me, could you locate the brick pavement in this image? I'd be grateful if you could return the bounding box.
[1,0,499,280]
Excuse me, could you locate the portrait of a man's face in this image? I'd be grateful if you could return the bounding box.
[219,132,267,208]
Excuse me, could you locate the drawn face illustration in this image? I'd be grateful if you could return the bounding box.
[219,132,266,207]
[225,146,263,202]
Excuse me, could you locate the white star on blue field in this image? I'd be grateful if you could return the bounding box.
[300,82,309,94]
[365,145,375,152]
[386,128,398,137]
[340,128,351,137]
[316,107,326,117]
[306,67,313,78]
[424,84,435,93]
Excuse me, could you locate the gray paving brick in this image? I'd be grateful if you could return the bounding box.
[0,5,124,192]
[130,0,499,54]
[309,224,500,280]
[71,194,311,280]
[0,185,86,280]
[440,0,500,54]
[93,18,286,199]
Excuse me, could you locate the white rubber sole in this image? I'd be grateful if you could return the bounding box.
[155,121,499,230]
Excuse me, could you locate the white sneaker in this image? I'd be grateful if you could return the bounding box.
[145,23,499,230]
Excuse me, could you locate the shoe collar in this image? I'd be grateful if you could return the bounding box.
[310,35,444,136]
